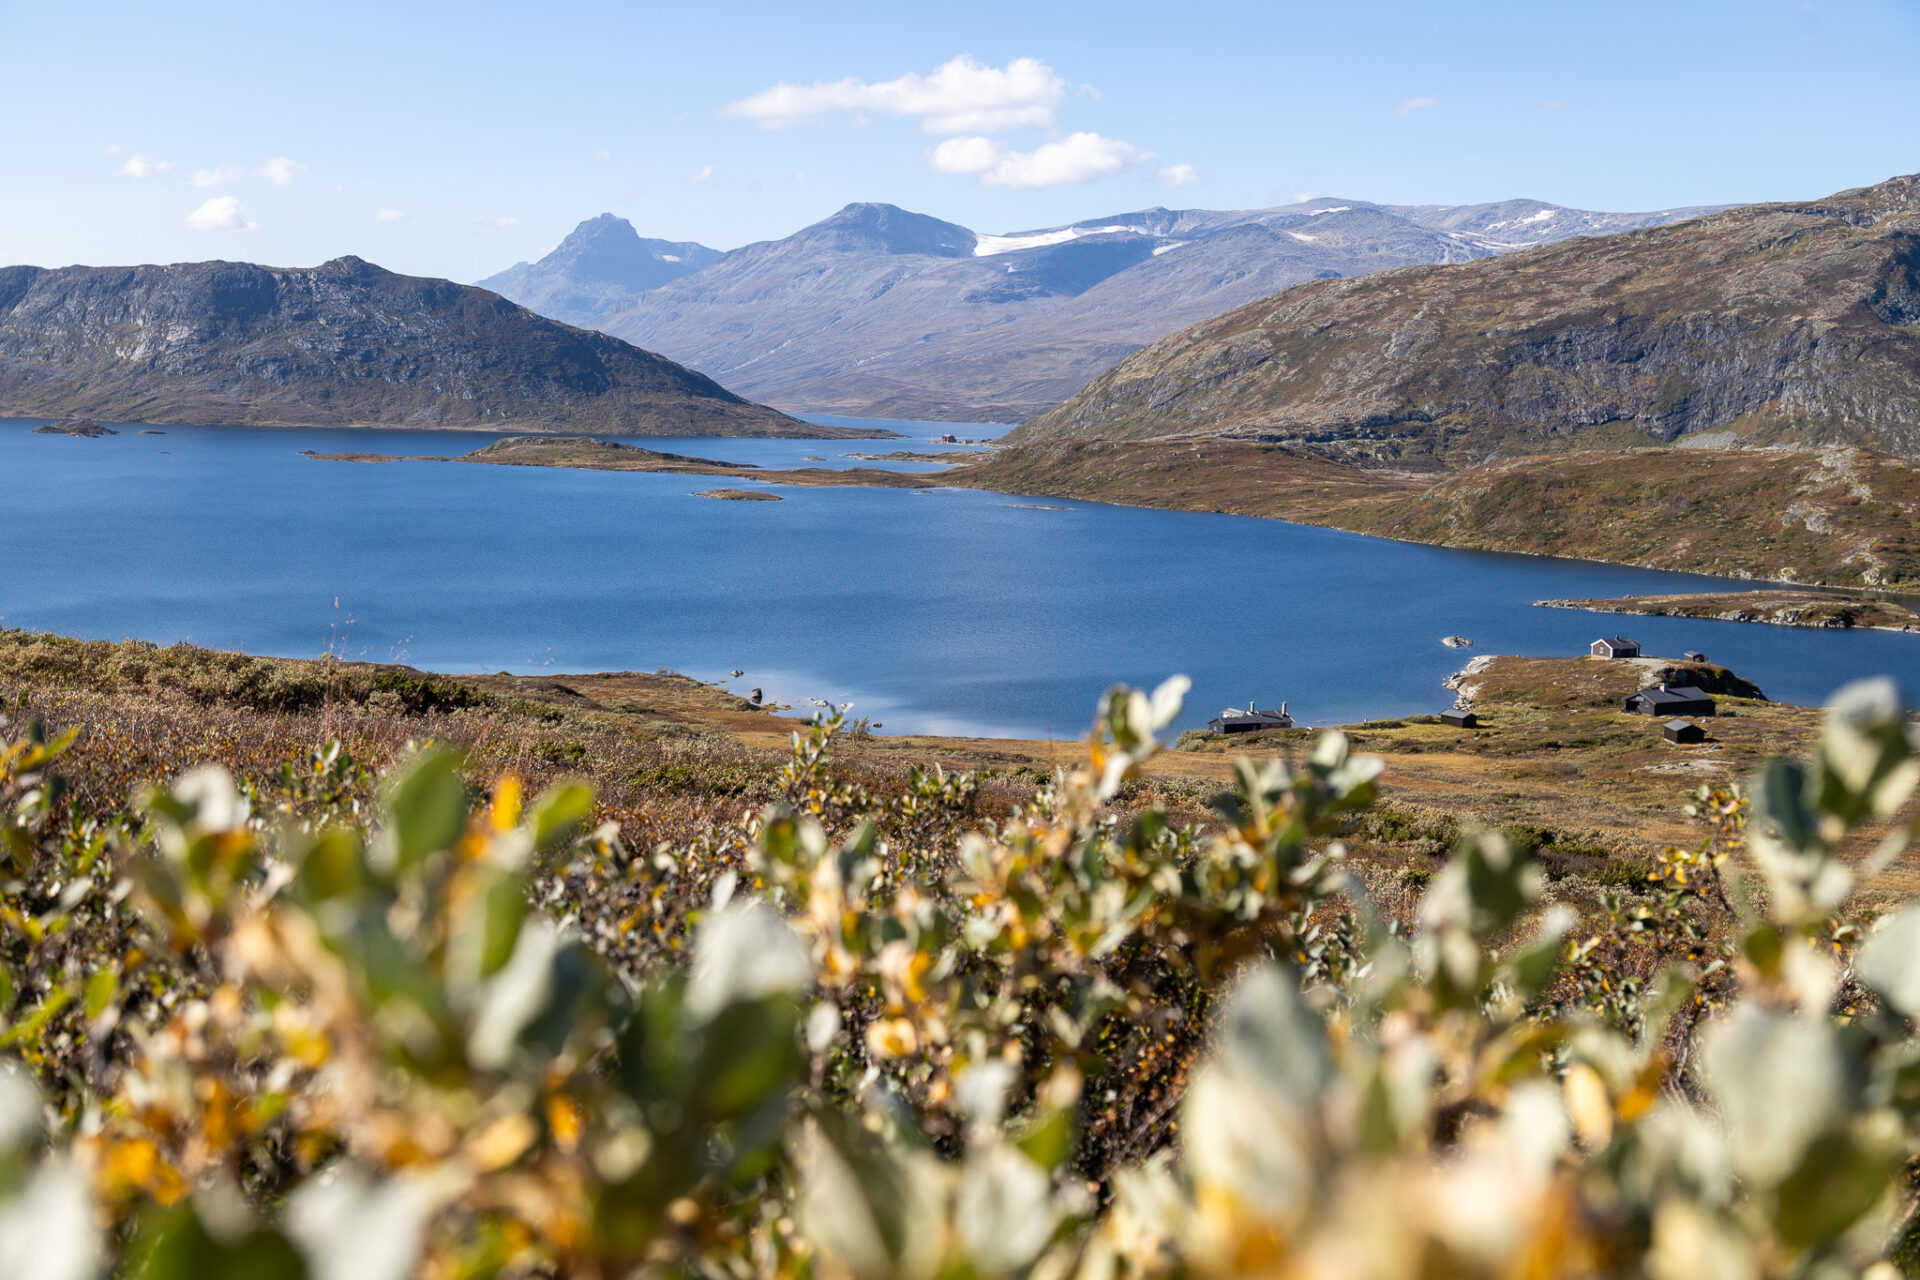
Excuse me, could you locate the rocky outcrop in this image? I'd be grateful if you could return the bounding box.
[0,256,836,436]
[1014,174,1920,463]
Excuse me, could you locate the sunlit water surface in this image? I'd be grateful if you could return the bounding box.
[3,415,1917,736]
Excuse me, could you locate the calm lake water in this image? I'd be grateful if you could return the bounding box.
[3,415,1917,737]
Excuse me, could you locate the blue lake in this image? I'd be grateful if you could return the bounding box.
[2,414,1917,737]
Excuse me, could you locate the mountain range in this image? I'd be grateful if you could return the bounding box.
[0,256,856,436]
[478,196,1724,420]
[943,173,1920,588]
[1010,173,1920,462]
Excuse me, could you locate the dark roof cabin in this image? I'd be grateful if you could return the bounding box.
[1663,718,1706,744]
[1209,701,1294,734]
[1591,636,1640,659]
[1684,651,1708,663]
[1439,709,1478,728]
[1624,683,1715,717]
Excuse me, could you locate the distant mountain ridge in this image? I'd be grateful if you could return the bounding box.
[0,255,847,436]
[477,215,723,328]
[479,195,1726,420]
[1013,173,1920,462]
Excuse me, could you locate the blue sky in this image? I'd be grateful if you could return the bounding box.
[2,0,1916,283]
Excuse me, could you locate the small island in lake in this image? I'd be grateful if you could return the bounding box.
[694,488,782,501]
[34,419,117,437]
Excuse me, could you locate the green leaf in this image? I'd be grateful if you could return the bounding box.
[529,781,594,853]
[295,828,368,905]
[1772,1118,1906,1247]
[476,872,527,978]
[382,751,467,876]
[131,1201,306,1280]
[1013,1105,1077,1172]
[84,966,119,1022]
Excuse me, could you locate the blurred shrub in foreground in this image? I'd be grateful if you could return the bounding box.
[0,675,1918,1277]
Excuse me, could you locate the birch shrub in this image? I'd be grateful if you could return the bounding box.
[0,674,1917,1277]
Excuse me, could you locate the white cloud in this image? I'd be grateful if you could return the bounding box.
[723,55,1067,134]
[105,143,126,155]
[1158,163,1202,187]
[1395,96,1436,115]
[472,216,520,229]
[259,156,305,185]
[185,196,255,231]
[591,149,612,161]
[1535,100,1563,111]
[690,164,714,183]
[928,135,1001,174]
[931,131,1150,188]
[189,158,302,187]
[374,208,406,222]
[119,153,173,179]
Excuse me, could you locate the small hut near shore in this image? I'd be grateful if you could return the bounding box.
[1663,719,1706,744]
[1209,701,1294,734]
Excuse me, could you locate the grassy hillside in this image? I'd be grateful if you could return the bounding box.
[953,441,1920,587]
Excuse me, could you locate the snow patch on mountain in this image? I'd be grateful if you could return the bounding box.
[972,224,1145,256]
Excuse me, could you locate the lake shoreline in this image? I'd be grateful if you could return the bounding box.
[8,414,1918,736]
[1538,589,1920,635]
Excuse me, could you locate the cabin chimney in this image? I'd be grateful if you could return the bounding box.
[1281,701,1288,716]
[1249,700,1255,712]
[1659,682,1669,692]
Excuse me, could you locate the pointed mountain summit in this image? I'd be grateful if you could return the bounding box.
[478,215,721,327]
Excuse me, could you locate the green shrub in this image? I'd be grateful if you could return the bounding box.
[0,675,1917,1278]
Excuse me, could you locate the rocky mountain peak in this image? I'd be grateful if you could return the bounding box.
[801,203,977,258]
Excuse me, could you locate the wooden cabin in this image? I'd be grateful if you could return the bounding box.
[1209,700,1294,734]
[1663,718,1706,744]
[1624,683,1716,717]
[1439,709,1479,728]
[1591,636,1641,659]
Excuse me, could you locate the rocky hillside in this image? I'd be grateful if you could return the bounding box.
[476,215,721,328]
[0,255,846,436]
[1014,174,1920,462]
[485,196,1719,421]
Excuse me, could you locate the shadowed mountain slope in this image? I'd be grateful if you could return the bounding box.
[0,255,861,436]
